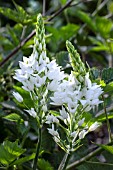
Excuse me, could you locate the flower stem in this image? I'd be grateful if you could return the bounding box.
[58,153,70,170]
[102,95,112,142]
[33,128,42,170]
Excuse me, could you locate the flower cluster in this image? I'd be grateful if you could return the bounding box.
[46,41,103,153]
[13,14,103,153]
[13,14,65,120]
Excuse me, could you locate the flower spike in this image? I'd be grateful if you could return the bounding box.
[66,40,86,76]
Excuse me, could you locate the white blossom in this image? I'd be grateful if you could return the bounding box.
[59,106,68,120]
[25,108,37,118]
[78,118,85,126]
[79,129,88,139]
[89,122,100,131]
[48,124,59,137]
[46,115,59,124]
[47,80,60,92]
[42,105,47,112]
[13,92,23,103]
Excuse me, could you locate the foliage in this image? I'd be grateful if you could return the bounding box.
[0,0,113,170]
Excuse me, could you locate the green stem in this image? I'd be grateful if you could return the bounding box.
[58,153,70,170]
[102,95,112,142]
[33,128,42,170]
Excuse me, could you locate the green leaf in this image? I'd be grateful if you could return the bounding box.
[1,101,27,120]
[49,110,60,116]
[102,68,113,84]
[74,10,96,32]
[60,0,67,5]
[56,51,69,68]
[96,17,112,38]
[3,113,22,122]
[0,7,19,22]
[11,153,35,166]
[104,82,113,93]
[60,24,80,41]
[0,140,26,165]
[88,36,102,46]
[90,68,100,80]
[7,25,19,46]
[108,2,113,13]
[96,113,113,122]
[0,3,31,25]
[38,159,54,170]
[89,46,109,52]
[96,144,113,155]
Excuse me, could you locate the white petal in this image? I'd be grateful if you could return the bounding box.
[13,92,23,103]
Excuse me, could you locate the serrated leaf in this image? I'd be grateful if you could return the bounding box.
[0,3,31,25]
[3,113,22,122]
[0,7,18,22]
[0,140,26,165]
[38,159,54,170]
[102,68,113,84]
[4,140,26,156]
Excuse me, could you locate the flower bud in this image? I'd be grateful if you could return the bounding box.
[13,92,23,103]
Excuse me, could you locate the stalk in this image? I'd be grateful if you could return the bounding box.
[33,128,42,170]
[102,95,112,142]
[58,153,70,170]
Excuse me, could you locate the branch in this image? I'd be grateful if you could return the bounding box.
[42,0,46,16]
[66,147,103,170]
[66,139,113,170]
[0,0,74,67]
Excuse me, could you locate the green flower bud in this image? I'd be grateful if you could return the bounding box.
[66,40,86,76]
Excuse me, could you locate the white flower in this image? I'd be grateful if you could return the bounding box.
[71,131,78,138]
[78,118,85,126]
[22,79,34,91]
[59,106,68,120]
[85,72,92,88]
[47,80,59,91]
[46,115,59,124]
[89,122,100,131]
[79,129,88,139]
[80,75,103,110]
[42,105,47,112]
[34,75,46,88]
[50,92,65,106]
[47,60,66,81]
[53,136,60,143]
[25,108,37,118]
[13,92,23,103]
[13,70,29,82]
[48,124,59,137]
